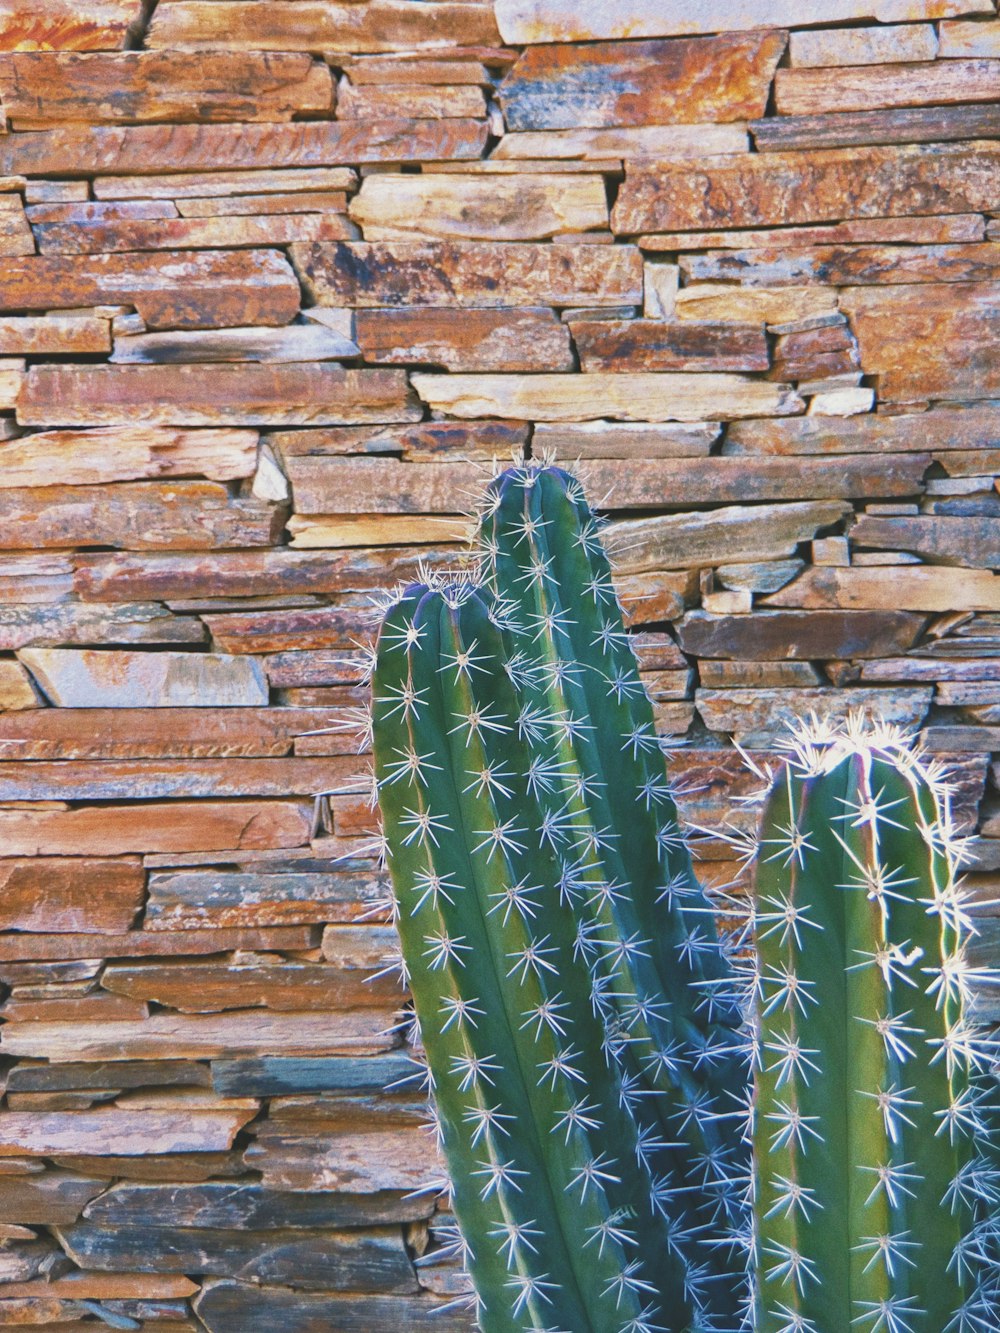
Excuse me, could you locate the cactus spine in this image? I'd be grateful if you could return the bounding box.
[749,716,1000,1333]
[370,463,750,1331]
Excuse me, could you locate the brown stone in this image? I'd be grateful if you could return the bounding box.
[0,757,344,801]
[499,31,784,129]
[148,1,501,52]
[0,426,257,487]
[1,1010,395,1060]
[411,371,802,422]
[851,514,1000,568]
[18,364,419,429]
[762,565,1000,612]
[2,992,149,1022]
[0,0,144,50]
[699,660,822,687]
[0,661,39,710]
[0,315,111,355]
[939,19,1000,56]
[789,22,938,65]
[612,142,1000,234]
[177,191,351,216]
[840,283,1000,401]
[677,608,927,659]
[0,251,300,331]
[34,212,355,254]
[0,928,315,963]
[681,243,1000,287]
[246,1125,435,1194]
[0,1109,255,1156]
[0,707,341,759]
[494,0,988,42]
[292,239,644,308]
[112,324,358,364]
[350,172,607,241]
[1,1273,197,1299]
[0,52,333,125]
[0,858,144,933]
[725,405,1000,455]
[775,59,999,117]
[356,306,573,371]
[697,684,932,743]
[0,801,311,856]
[0,119,489,176]
[0,482,283,551]
[608,500,852,572]
[337,80,487,121]
[571,319,769,372]
[101,952,402,1012]
[203,603,371,654]
[0,1171,104,1225]
[640,215,987,249]
[751,103,1000,152]
[194,1284,474,1333]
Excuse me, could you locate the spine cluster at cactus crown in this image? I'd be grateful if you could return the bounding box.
[357,458,1000,1333]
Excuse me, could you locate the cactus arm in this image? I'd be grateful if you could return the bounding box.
[374,583,690,1331]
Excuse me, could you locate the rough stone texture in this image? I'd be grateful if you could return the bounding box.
[2,3,999,1324]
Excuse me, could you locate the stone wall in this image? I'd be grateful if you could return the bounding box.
[0,1,999,1328]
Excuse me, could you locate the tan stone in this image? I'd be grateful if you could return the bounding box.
[0,0,144,50]
[0,196,35,256]
[292,240,644,308]
[0,1010,395,1060]
[607,500,852,572]
[0,858,144,933]
[0,661,39,710]
[148,1,502,52]
[498,32,784,129]
[725,404,1000,455]
[349,173,607,242]
[0,315,111,355]
[532,421,718,459]
[0,119,488,177]
[0,359,25,410]
[355,307,574,371]
[177,191,350,216]
[287,514,466,548]
[0,802,311,856]
[490,124,749,160]
[613,142,1000,233]
[96,167,357,199]
[0,51,333,125]
[851,515,1000,568]
[495,0,988,41]
[0,482,284,551]
[789,23,938,65]
[674,285,838,325]
[0,426,257,486]
[0,757,349,801]
[938,18,1000,56]
[0,251,300,331]
[763,566,1000,612]
[840,283,1000,401]
[411,372,803,422]
[17,364,419,428]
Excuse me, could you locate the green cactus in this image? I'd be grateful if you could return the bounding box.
[368,462,752,1331]
[749,715,1000,1333]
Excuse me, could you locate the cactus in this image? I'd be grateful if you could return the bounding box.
[369,462,752,1331]
[748,715,1000,1333]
